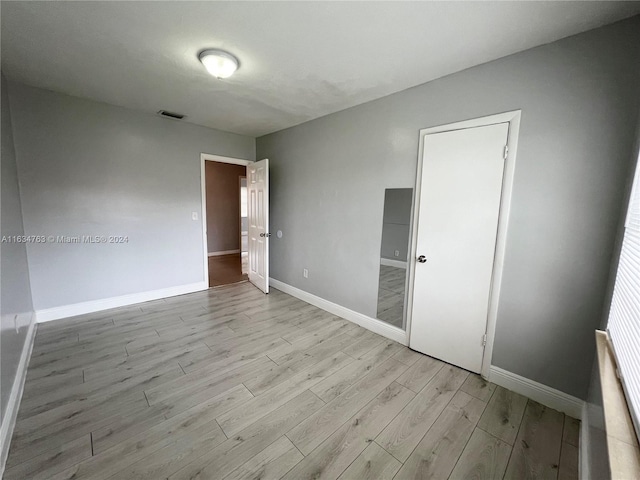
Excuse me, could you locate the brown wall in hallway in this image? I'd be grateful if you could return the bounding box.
[205,161,246,254]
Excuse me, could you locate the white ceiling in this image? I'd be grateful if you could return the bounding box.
[2,2,639,137]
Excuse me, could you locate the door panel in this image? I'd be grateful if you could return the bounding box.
[409,123,508,373]
[248,158,269,293]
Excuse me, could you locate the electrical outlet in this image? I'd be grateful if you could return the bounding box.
[303,268,309,278]
[192,212,198,221]
[394,250,400,257]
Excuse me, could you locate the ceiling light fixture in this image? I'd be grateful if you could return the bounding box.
[198,49,239,79]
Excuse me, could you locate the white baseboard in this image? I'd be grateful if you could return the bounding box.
[488,366,585,419]
[271,279,583,418]
[0,314,36,477]
[208,250,240,257]
[269,278,407,345]
[35,282,208,323]
[380,258,407,269]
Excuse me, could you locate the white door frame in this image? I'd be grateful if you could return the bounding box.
[406,110,521,379]
[200,153,254,286]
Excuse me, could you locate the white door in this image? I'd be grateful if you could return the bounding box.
[247,158,269,293]
[409,123,509,373]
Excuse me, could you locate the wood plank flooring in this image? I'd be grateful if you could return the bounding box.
[208,253,248,287]
[6,283,579,479]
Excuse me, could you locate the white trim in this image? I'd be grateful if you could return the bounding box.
[380,258,407,269]
[406,110,522,379]
[270,278,407,345]
[1,314,36,477]
[200,153,253,167]
[35,282,207,323]
[208,250,241,257]
[200,153,253,287]
[488,365,585,419]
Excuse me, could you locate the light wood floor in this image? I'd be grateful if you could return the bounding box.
[6,283,579,480]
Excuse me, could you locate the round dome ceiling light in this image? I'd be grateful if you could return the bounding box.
[198,49,239,79]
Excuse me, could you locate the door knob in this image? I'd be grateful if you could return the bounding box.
[417,255,427,263]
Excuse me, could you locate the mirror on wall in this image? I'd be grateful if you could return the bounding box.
[376,188,413,329]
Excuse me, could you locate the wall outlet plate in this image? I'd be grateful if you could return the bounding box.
[303,268,309,278]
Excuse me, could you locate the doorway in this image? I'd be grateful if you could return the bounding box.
[205,160,247,287]
[200,154,270,293]
[407,111,521,377]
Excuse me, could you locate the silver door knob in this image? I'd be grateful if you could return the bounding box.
[417,255,427,263]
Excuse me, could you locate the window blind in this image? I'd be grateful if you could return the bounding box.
[608,154,640,440]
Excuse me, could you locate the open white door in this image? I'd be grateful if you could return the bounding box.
[247,158,269,293]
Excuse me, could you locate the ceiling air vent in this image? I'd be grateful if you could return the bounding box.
[157,110,186,120]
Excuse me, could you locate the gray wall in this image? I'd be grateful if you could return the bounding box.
[8,83,255,310]
[581,107,640,479]
[380,188,412,262]
[1,74,33,422]
[205,161,246,253]
[257,16,640,399]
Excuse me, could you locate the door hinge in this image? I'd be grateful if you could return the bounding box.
[503,145,509,160]
[482,334,487,346]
